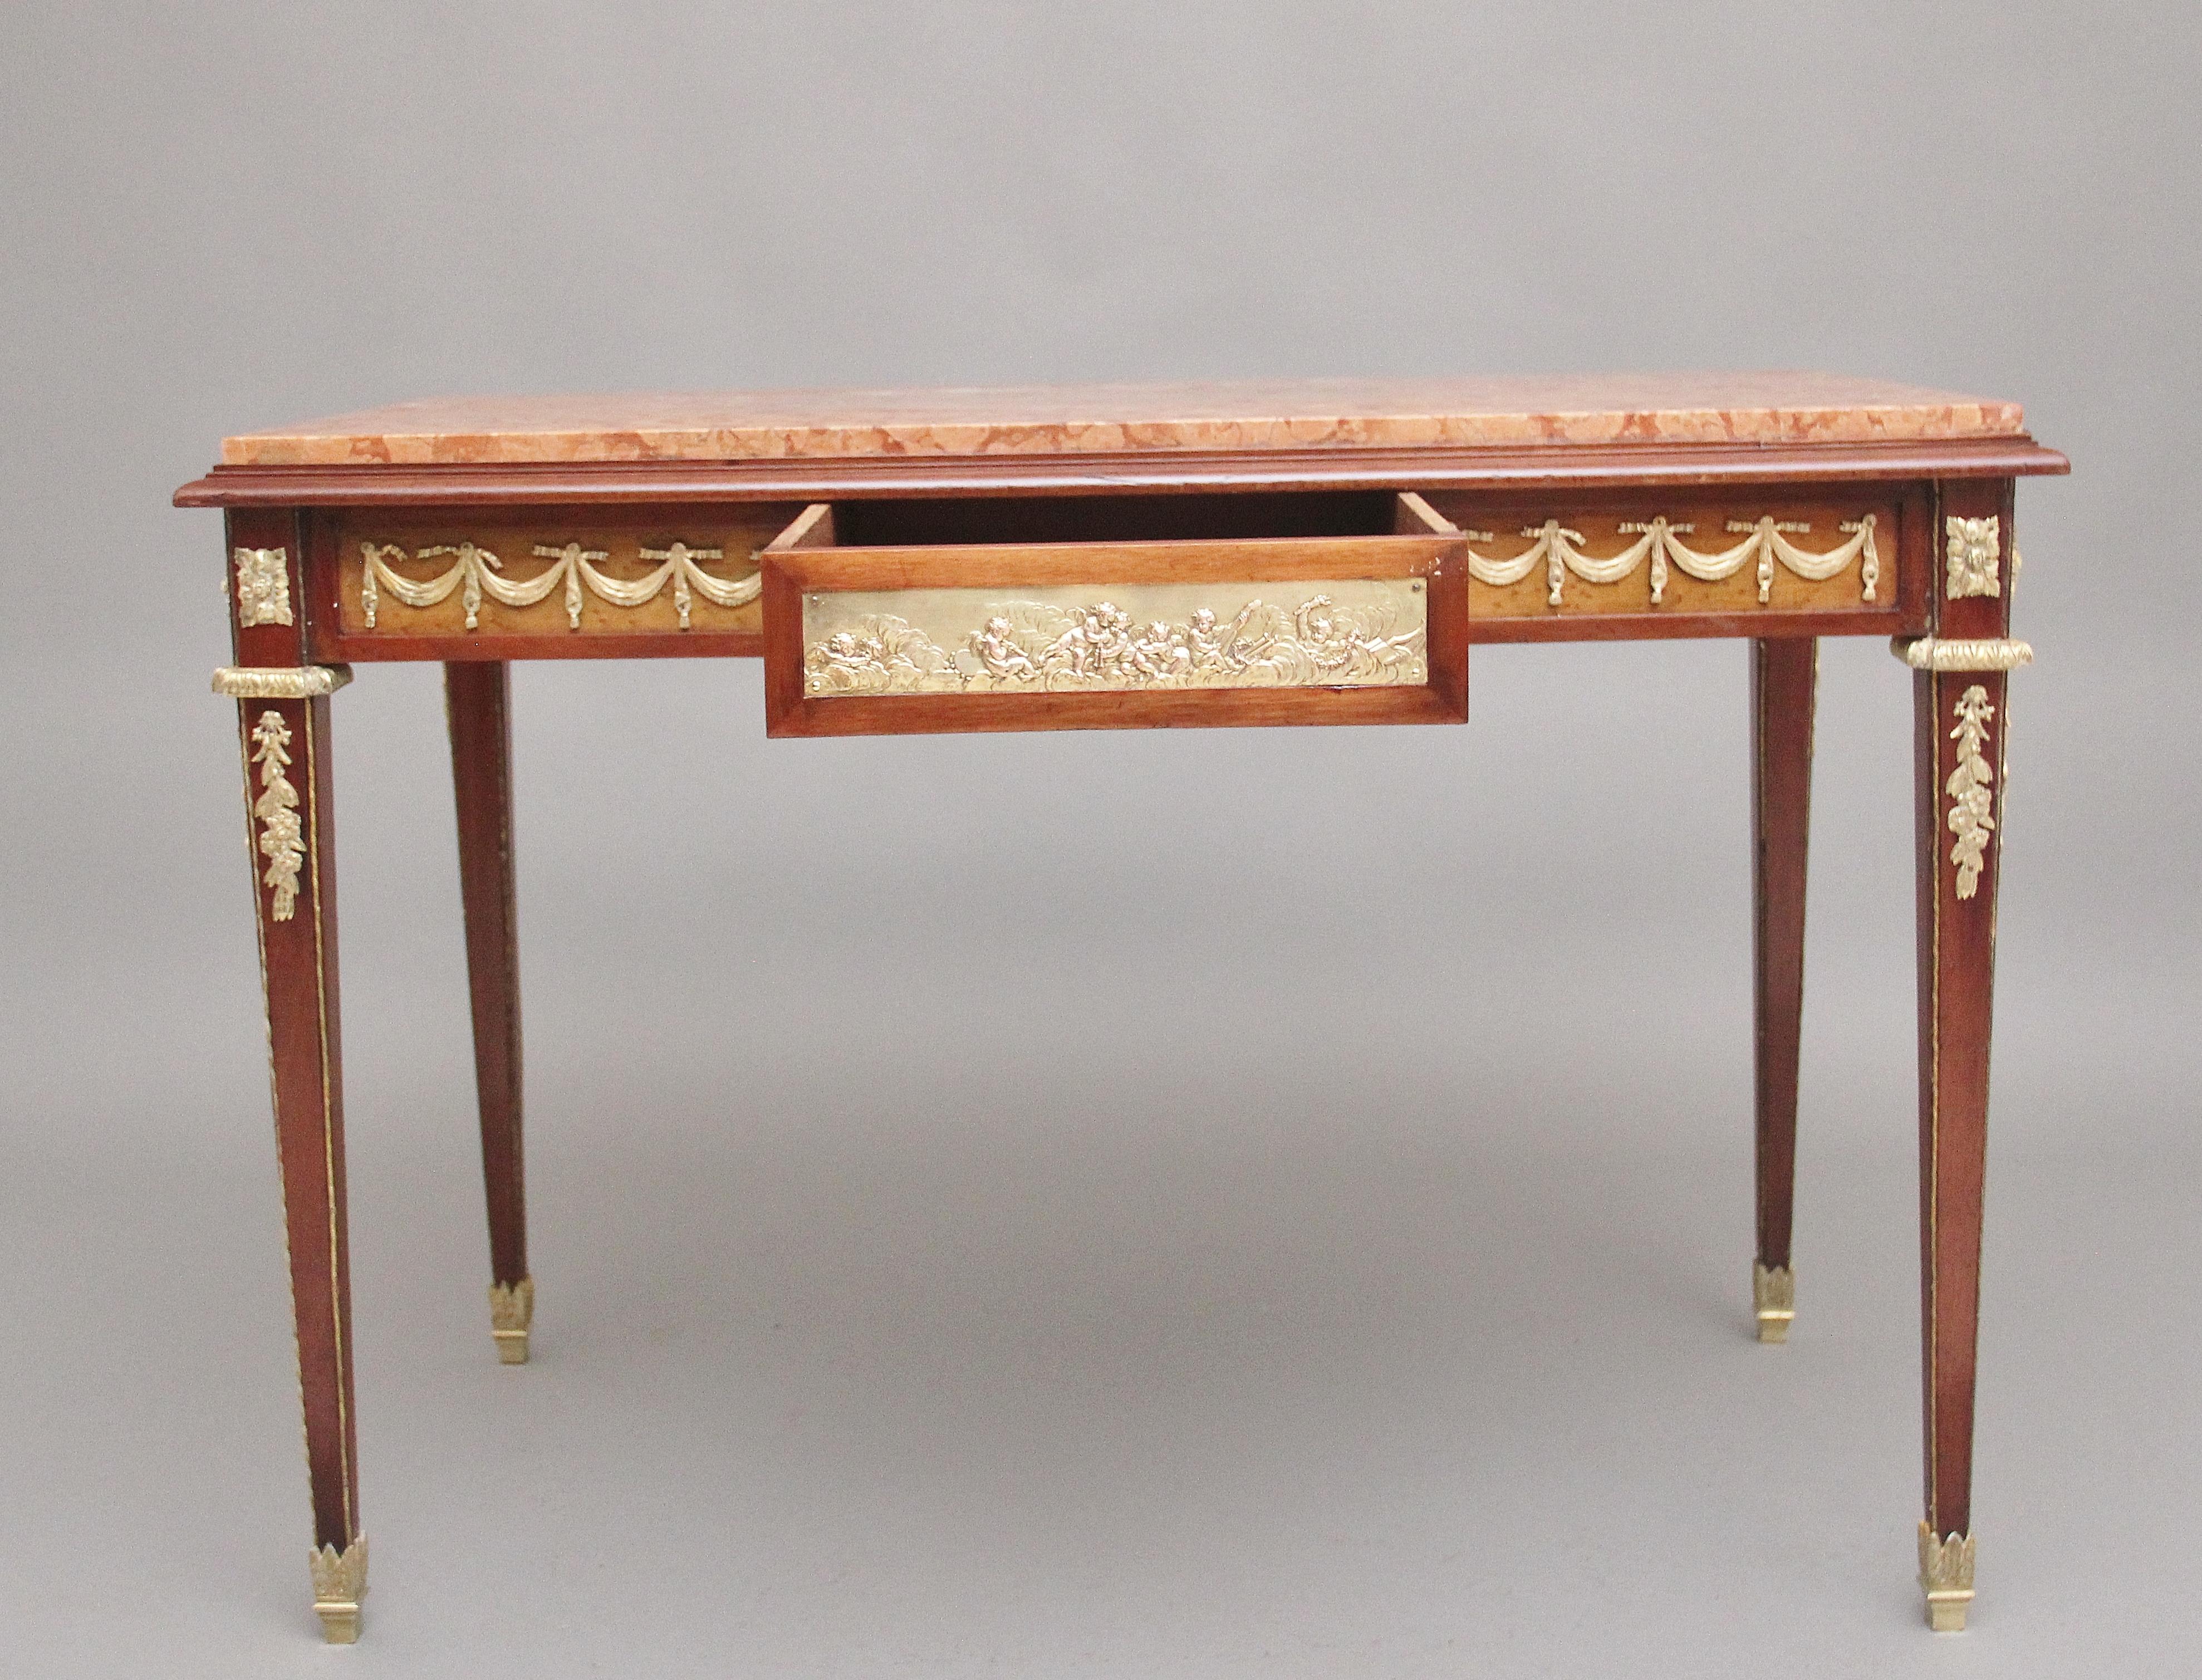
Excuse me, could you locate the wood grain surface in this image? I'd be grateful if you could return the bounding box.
[445,663,527,1294]
[178,434,2067,510]
[1914,476,2016,1543]
[1752,638,1817,1275]
[227,508,361,1556]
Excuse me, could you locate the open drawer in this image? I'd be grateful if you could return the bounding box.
[760,491,1468,736]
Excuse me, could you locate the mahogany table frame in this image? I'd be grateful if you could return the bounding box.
[178,418,2066,1643]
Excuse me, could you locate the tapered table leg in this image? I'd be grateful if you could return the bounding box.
[233,685,366,1643]
[445,662,532,1364]
[1909,482,2022,1632]
[1750,636,1815,1343]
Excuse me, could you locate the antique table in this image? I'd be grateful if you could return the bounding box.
[175,375,2066,1641]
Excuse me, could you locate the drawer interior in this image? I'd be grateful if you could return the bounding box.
[831,490,1405,547]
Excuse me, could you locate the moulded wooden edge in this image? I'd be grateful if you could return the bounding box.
[318,630,767,662]
[1468,606,1916,643]
[174,436,2069,508]
[765,684,1469,737]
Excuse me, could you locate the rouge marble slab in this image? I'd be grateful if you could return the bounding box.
[220,373,2029,467]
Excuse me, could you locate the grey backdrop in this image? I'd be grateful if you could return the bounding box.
[3,4,2196,1676]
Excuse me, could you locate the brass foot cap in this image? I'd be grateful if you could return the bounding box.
[315,1602,362,1644]
[1925,1594,1972,1634]
[309,1537,367,1644]
[1753,1262,1794,1343]
[489,1277,534,1365]
[1919,1524,1975,1633]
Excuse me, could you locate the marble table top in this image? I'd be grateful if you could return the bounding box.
[220,373,2028,467]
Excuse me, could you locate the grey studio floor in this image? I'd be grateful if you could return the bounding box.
[4,644,2195,1678]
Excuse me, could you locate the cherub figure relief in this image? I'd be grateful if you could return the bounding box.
[969,615,1038,683]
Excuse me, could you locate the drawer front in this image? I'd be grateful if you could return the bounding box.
[310,505,799,655]
[1420,487,1917,635]
[762,500,1467,736]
